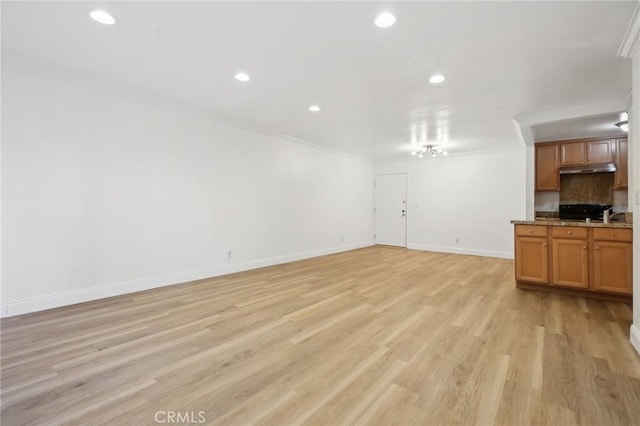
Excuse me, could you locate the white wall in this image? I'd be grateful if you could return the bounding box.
[1,57,374,317]
[375,150,527,259]
[525,145,535,220]
[631,47,640,354]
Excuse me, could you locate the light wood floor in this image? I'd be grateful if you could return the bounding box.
[2,246,639,425]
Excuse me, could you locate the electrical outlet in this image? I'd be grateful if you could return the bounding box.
[227,250,232,260]
[455,238,459,244]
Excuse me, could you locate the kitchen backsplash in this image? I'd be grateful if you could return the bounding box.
[559,173,613,205]
[534,174,628,213]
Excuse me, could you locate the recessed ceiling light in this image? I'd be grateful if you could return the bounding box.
[234,72,250,82]
[375,12,396,28]
[308,105,321,112]
[429,74,446,84]
[89,10,116,25]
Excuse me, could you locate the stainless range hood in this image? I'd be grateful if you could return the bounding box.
[559,163,616,174]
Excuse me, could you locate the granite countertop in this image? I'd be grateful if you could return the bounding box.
[511,219,632,229]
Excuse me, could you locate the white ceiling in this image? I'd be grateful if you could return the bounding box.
[532,112,628,142]
[2,1,635,162]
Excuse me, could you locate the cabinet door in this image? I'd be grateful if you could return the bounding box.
[551,238,589,288]
[586,140,613,164]
[593,241,632,294]
[614,138,628,189]
[535,144,559,191]
[515,236,549,284]
[560,142,586,166]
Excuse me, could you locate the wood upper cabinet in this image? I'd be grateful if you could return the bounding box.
[535,144,559,191]
[586,139,613,164]
[560,142,586,166]
[592,228,632,294]
[535,137,620,192]
[550,227,589,289]
[614,138,628,189]
[515,226,549,284]
[558,139,613,166]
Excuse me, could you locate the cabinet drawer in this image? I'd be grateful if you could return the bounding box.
[516,225,548,237]
[551,226,588,239]
[593,228,632,242]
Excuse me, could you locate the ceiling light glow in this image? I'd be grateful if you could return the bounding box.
[89,10,116,25]
[615,121,629,132]
[308,105,321,112]
[615,111,629,132]
[375,12,396,28]
[429,74,446,84]
[234,72,250,82]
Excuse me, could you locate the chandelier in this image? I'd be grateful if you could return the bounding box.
[411,145,448,158]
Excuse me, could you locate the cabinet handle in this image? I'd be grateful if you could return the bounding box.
[529,229,534,233]
[583,245,587,249]
[567,230,572,234]
[543,243,547,247]
[595,246,600,250]
[610,232,615,236]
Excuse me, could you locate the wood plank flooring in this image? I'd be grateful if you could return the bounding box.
[1,246,639,425]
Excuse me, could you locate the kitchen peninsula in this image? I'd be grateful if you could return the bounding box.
[511,220,632,301]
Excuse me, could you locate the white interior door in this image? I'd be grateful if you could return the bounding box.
[374,174,407,247]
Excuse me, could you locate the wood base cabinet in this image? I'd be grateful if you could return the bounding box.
[592,228,633,294]
[514,225,549,284]
[515,237,549,283]
[551,237,589,289]
[513,224,633,299]
[551,226,589,289]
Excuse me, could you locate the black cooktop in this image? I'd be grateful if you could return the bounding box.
[559,204,612,220]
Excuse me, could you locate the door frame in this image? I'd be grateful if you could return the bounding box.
[374,173,408,248]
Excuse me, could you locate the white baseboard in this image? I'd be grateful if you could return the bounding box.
[0,241,374,318]
[631,324,640,356]
[406,243,513,260]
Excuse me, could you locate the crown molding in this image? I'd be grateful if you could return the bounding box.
[618,1,640,58]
